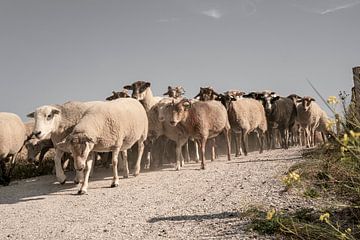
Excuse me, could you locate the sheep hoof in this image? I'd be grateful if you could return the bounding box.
[77,190,87,195]
[200,165,205,170]
[111,183,119,188]
[123,175,129,179]
[74,179,80,184]
[60,180,66,185]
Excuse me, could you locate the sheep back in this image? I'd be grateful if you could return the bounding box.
[228,98,267,133]
[0,112,26,158]
[73,98,148,151]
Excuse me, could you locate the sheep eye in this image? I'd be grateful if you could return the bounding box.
[47,114,52,120]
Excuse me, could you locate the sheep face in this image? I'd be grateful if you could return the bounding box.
[224,90,245,99]
[123,81,151,100]
[106,90,130,101]
[301,97,315,111]
[262,93,280,113]
[67,134,94,171]
[194,87,218,101]
[27,106,61,140]
[216,94,235,110]
[163,86,185,99]
[169,100,191,126]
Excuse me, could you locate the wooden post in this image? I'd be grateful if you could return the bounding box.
[350,67,360,129]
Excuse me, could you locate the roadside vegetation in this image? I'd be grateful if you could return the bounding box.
[244,89,360,239]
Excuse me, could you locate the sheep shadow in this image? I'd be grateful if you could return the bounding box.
[0,168,115,204]
[228,156,302,165]
[148,211,240,223]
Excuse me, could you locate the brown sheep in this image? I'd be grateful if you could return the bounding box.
[163,99,231,170]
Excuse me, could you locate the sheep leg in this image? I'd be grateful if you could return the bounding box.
[224,129,231,161]
[134,140,144,176]
[211,138,216,161]
[175,143,182,171]
[184,141,190,163]
[234,132,241,157]
[78,154,94,195]
[200,137,207,170]
[122,151,129,178]
[111,148,121,188]
[194,140,200,163]
[257,131,264,154]
[241,130,248,156]
[54,149,67,184]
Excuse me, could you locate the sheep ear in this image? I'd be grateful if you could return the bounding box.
[194,93,200,99]
[123,85,132,90]
[296,99,303,103]
[168,86,172,90]
[145,82,151,88]
[56,139,71,152]
[27,112,35,118]
[310,98,316,102]
[51,108,60,115]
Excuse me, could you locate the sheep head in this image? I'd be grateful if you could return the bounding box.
[301,96,315,111]
[57,133,94,172]
[169,99,192,126]
[194,87,219,101]
[27,106,61,140]
[123,81,151,100]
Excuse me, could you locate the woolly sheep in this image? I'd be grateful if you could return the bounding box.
[57,98,148,194]
[0,112,27,185]
[216,94,267,156]
[297,96,328,147]
[162,99,231,170]
[27,101,102,184]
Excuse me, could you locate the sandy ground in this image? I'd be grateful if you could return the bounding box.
[0,147,319,240]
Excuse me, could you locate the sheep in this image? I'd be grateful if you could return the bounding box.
[123,81,162,112]
[258,92,297,149]
[27,101,102,184]
[216,94,267,156]
[296,96,328,147]
[194,86,220,101]
[163,86,185,99]
[287,94,305,146]
[223,90,246,99]
[105,89,130,101]
[161,99,231,170]
[146,98,190,170]
[0,112,27,185]
[123,81,164,169]
[57,98,148,194]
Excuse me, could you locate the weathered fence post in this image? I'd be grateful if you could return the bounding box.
[349,66,360,129]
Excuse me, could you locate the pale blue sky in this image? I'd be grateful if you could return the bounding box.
[0,0,359,119]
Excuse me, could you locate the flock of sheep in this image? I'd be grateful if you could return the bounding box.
[0,81,330,194]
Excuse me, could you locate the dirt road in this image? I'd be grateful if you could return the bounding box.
[0,147,316,239]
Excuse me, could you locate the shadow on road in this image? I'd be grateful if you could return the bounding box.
[227,156,302,165]
[147,211,239,223]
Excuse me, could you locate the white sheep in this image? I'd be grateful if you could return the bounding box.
[297,96,328,147]
[0,112,27,185]
[216,94,267,156]
[27,101,102,184]
[57,98,148,194]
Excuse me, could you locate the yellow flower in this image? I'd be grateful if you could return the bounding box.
[345,228,352,233]
[325,119,336,131]
[319,213,330,223]
[343,134,349,145]
[266,208,276,220]
[350,130,360,139]
[327,96,338,105]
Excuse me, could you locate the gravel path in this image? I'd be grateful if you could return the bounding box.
[0,147,318,239]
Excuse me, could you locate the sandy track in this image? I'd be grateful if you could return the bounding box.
[0,147,314,240]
